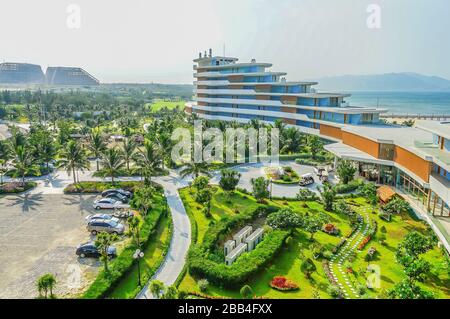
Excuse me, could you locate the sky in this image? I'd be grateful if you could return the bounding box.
[0,0,449,84]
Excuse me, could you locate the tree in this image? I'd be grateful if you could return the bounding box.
[156,132,173,170]
[307,135,323,159]
[318,183,336,211]
[197,279,209,293]
[250,177,270,203]
[36,273,56,299]
[280,127,303,154]
[396,231,432,262]
[219,169,241,197]
[57,140,89,184]
[388,279,434,299]
[37,138,56,172]
[133,140,162,184]
[196,188,213,216]
[300,258,317,279]
[161,285,179,299]
[150,280,165,298]
[240,285,254,299]
[192,175,210,192]
[336,160,357,184]
[88,129,107,171]
[98,147,125,184]
[130,186,154,216]
[403,258,431,283]
[383,197,410,217]
[0,141,10,185]
[360,182,378,206]
[121,138,136,172]
[127,215,141,246]
[302,213,328,240]
[95,232,119,272]
[9,144,38,186]
[266,208,302,229]
[180,161,212,179]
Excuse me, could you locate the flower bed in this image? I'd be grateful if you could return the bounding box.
[358,221,377,251]
[322,260,338,286]
[0,182,37,194]
[269,276,299,291]
[322,223,339,235]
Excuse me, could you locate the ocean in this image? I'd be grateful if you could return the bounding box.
[344,91,450,115]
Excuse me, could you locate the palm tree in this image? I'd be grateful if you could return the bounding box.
[121,138,136,172]
[127,215,141,246]
[133,140,162,184]
[0,141,10,185]
[57,140,90,184]
[10,145,38,186]
[307,135,323,159]
[95,232,119,272]
[37,139,56,172]
[180,160,212,179]
[281,127,304,154]
[156,132,173,170]
[98,148,125,184]
[150,280,165,298]
[88,129,106,171]
[36,273,56,299]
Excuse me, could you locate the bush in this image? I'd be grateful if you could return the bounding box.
[64,181,162,194]
[266,208,302,229]
[269,276,299,291]
[0,181,36,194]
[333,179,364,194]
[327,284,342,298]
[198,279,209,293]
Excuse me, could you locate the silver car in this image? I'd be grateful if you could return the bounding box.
[85,213,120,224]
[93,198,122,210]
[86,219,125,235]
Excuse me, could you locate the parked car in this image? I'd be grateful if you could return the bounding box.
[85,213,120,223]
[86,219,125,235]
[102,188,132,199]
[93,198,122,210]
[112,209,135,219]
[76,242,117,258]
[105,192,129,203]
[299,173,315,186]
[314,167,327,176]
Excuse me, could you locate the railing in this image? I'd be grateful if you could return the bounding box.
[380,113,450,120]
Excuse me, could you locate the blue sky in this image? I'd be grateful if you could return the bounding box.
[0,0,449,83]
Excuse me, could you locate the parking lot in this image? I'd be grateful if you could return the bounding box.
[0,193,106,298]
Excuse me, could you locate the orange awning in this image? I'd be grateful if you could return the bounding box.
[377,185,396,203]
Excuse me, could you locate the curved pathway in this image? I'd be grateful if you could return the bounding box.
[328,208,371,299]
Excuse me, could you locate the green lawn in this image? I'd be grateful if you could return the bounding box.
[178,187,450,299]
[109,212,172,299]
[146,99,186,112]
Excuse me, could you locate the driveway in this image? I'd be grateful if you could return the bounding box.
[0,193,102,299]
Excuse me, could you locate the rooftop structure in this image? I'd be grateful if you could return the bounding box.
[46,67,99,86]
[0,62,45,84]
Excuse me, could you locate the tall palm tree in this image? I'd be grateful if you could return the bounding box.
[37,139,56,172]
[156,132,172,170]
[180,160,212,179]
[99,147,125,184]
[0,141,10,185]
[133,140,162,184]
[281,127,303,154]
[88,129,106,171]
[121,138,136,172]
[57,140,90,184]
[10,145,38,186]
[95,232,119,272]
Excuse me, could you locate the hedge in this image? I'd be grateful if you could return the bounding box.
[82,192,166,299]
[64,181,163,194]
[333,179,364,194]
[186,205,288,288]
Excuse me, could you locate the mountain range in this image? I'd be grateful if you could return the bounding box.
[312,72,450,92]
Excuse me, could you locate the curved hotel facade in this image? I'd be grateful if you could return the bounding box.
[186,51,450,219]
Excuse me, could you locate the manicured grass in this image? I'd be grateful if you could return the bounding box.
[178,187,450,299]
[109,211,172,299]
[147,99,186,112]
[64,181,157,194]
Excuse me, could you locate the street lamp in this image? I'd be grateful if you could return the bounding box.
[269,177,273,200]
[133,249,145,287]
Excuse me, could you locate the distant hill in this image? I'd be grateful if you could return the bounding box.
[313,73,450,91]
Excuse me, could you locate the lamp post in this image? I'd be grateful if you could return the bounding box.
[133,249,145,287]
[269,177,273,200]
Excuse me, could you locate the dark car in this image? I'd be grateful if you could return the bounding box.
[76,242,117,258]
[105,192,129,203]
[102,189,132,199]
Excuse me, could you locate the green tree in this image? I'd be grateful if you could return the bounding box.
[403,258,431,283]
[88,129,107,171]
[37,138,56,172]
[300,258,317,279]
[127,215,141,246]
[307,135,323,159]
[266,208,302,229]
[303,212,328,240]
[133,140,162,184]
[180,161,212,179]
[0,141,10,185]
[280,127,304,154]
[10,144,38,186]
[156,132,173,170]
[219,169,241,197]
[121,138,136,172]
[95,232,119,272]
[130,186,155,217]
[360,182,378,206]
[319,183,336,211]
[383,197,410,217]
[150,280,165,298]
[250,177,270,203]
[161,285,179,299]
[192,175,210,192]
[196,188,213,216]
[36,273,56,299]
[396,231,432,262]
[336,160,357,184]
[57,140,90,184]
[98,147,125,184]
[388,279,434,299]
[240,285,254,299]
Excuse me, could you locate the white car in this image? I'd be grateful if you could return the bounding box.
[85,213,120,223]
[93,198,123,210]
